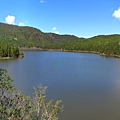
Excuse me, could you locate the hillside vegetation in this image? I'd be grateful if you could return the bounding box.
[0,22,120,57]
[0,22,80,48]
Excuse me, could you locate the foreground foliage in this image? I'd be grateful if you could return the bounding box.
[0,68,63,120]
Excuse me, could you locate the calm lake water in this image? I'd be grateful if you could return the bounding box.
[1,51,120,120]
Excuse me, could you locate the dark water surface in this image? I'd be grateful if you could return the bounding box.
[1,51,120,120]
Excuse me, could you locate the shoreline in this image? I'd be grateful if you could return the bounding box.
[1,47,119,59]
[0,55,24,60]
[20,47,120,58]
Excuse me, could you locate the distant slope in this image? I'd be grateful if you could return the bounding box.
[62,34,120,57]
[0,22,81,47]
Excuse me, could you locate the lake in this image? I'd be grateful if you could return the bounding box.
[1,51,120,120]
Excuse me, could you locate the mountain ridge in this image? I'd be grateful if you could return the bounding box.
[0,22,82,47]
[0,22,120,57]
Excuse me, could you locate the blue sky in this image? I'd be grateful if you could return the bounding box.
[0,0,120,38]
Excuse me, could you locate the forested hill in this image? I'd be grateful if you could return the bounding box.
[0,22,120,57]
[0,22,81,48]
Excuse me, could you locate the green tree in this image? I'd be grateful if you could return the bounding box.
[32,85,63,120]
[0,68,63,120]
[0,44,24,58]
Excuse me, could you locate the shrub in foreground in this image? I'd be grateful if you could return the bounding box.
[0,68,63,120]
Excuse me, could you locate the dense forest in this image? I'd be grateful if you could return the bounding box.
[0,22,80,47]
[0,22,120,57]
[53,35,120,57]
[0,44,23,58]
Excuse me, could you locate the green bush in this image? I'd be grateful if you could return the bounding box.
[0,68,63,120]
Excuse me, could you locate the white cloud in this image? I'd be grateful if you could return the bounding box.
[5,15,27,26]
[52,27,60,34]
[113,7,120,19]
[52,27,56,31]
[40,0,45,3]
[18,22,25,26]
[55,31,59,34]
[5,15,15,25]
